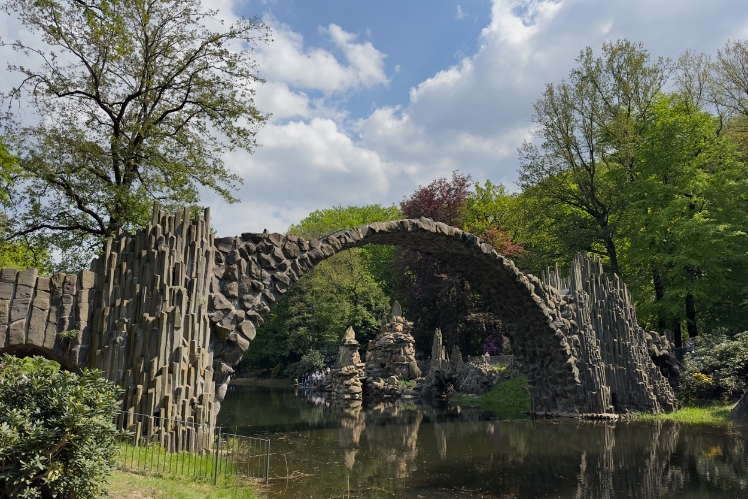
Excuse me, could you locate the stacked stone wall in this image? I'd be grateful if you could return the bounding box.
[0,267,95,369]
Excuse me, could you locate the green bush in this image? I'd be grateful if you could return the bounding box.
[678,332,748,404]
[0,354,121,499]
[284,349,325,380]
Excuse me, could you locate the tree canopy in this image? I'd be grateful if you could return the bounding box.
[0,0,270,270]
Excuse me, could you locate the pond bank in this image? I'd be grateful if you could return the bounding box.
[631,404,734,426]
[451,376,531,419]
[230,376,293,387]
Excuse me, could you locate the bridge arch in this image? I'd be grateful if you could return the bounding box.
[2,206,676,425]
[209,218,669,416]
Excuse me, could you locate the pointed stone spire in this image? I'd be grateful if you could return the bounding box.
[391,300,402,318]
[342,325,357,345]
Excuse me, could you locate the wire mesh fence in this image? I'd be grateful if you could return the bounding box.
[217,431,271,484]
[114,411,270,484]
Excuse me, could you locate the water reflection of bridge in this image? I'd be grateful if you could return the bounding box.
[315,395,748,498]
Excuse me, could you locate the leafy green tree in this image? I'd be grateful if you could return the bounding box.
[0,138,51,272]
[0,0,270,270]
[0,354,121,499]
[518,40,671,275]
[463,180,525,258]
[623,94,748,338]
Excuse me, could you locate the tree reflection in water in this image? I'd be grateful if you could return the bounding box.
[218,384,748,498]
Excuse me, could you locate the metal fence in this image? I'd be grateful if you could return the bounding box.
[114,411,270,484]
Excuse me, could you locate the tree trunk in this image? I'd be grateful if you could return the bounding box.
[603,234,620,276]
[653,269,666,331]
[685,293,698,337]
[673,321,682,349]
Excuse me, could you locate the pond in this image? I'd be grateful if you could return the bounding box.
[217,383,748,499]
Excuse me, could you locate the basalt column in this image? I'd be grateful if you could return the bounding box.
[88,203,218,430]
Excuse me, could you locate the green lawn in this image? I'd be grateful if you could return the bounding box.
[452,376,531,419]
[109,470,261,499]
[631,404,734,426]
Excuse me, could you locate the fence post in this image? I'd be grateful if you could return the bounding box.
[265,439,270,485]
[214,428,221,486]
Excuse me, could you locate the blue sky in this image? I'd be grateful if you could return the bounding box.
[3,0,748,237]
[243,1,493,119]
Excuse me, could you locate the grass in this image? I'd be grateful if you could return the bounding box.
[109,470,260,499]
[115,441,220,478]
[631,403,734,426]
[452,376,531,419]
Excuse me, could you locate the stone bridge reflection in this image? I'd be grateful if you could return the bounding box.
[218,385,747,499]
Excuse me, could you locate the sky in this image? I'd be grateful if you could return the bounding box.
[3,0,748,237]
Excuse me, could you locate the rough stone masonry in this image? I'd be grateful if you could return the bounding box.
[0,204,676,431]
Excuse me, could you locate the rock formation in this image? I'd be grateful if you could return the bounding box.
[328,326,365,400]
[422,329,509,399]
[645,331,681,389]
[363,303,421,398]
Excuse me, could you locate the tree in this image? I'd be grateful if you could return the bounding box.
[0,0,270,269]
[518,40,671,276]
[623,94,748,338]
[463,180,525,258]
[399,171,471,227]
[395,172,504,355]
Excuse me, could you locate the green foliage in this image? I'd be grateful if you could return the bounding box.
[284,349,325,380]
[678,332,748,404]
[519,40,670,276]
[518,39,748,336]
[0,137,52,273]
[0,0,270,270]
[288,204,401,239]
[463,181,526,258]
[0,354,121,499]
[0,233,52,274]
[0,137,18,206]
[57,329,80,345]
[453,376,531,419]
[623,95,748,332]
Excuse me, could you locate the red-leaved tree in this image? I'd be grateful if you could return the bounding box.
[394,172,504,356]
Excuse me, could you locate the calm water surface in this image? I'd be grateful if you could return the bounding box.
[218,384,748,499]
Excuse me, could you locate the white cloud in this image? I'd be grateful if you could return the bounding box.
[457,5,467,21]
[220,117,399,217]
[255,18,388,95]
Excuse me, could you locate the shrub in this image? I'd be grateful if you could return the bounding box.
[0,354,121,499]
[284,349,325,380]
[678,332,748,404]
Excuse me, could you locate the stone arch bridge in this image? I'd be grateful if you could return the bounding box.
[0,205,676,426]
